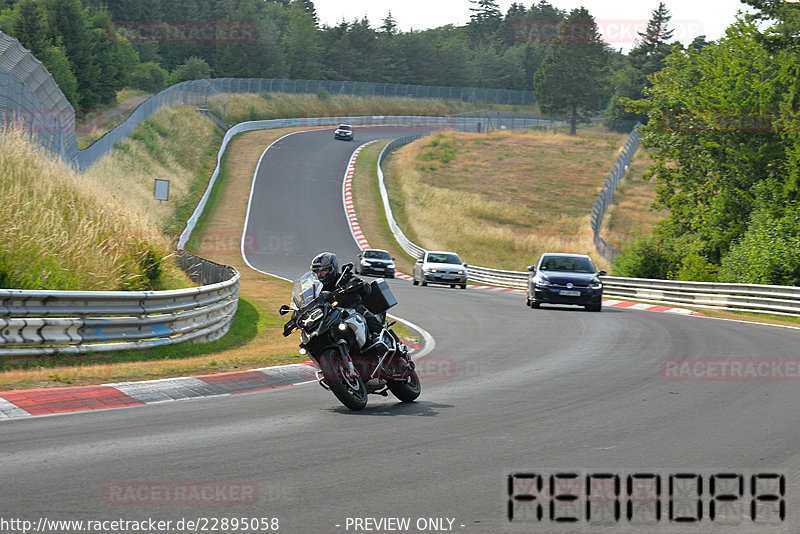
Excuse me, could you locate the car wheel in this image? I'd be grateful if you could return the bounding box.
[421,281,428,287]
[412,278,418,286]
[525,297,531,307]
[531,300,540,309]
[450,284,456,288]
[586,303,602,312]
[460,284,467,289]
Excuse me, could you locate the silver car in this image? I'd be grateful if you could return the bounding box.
[413,251,468,289]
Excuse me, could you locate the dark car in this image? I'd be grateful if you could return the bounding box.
[526,253,605,311]
[334,124,354,141]
[355,249,396,278]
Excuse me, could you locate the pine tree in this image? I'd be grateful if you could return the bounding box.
[606,2,676,130]
[11,0,50,58]
[291,0,317,25]
[381,11,397,36]
[533,7,609,135]
[468,0,502,42]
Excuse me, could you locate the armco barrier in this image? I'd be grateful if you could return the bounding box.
[601,277,800,317]
[0,251,239,357]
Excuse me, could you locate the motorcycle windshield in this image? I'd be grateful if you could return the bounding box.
[291,272,322,310]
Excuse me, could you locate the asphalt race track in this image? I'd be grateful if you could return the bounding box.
[2,127,800,533]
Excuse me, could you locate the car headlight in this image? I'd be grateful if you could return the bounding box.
[388,263,395,269]
[536,278,552,287]
[457,270,465,275]
[590,281,603,289]
[360,260,370,266]
[425,268,437,273]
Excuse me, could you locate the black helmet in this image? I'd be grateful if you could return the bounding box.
[311,252,338,287]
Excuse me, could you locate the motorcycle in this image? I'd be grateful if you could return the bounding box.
[279,263,421,410]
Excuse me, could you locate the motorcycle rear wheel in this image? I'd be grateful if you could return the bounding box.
[320,349,368,411]
[388,369,421,402]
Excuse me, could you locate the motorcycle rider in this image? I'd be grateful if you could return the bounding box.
[310,252,386,353]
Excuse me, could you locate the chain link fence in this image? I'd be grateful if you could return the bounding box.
[1,31,536,170]
[590,124,641,261]
[0,32,77,161]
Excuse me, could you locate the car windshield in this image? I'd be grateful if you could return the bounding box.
[539,256,595,273]
[364,250,391,260]
[427,253,462,264]
[338,125,351,131]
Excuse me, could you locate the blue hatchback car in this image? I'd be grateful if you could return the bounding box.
[526,253,606,311]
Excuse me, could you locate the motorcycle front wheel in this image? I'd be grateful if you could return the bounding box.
[387,369,421,403]
[320,348,368,411]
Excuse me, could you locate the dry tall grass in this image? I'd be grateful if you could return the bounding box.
[0,106,216,290]
[386,128,656,272]
[210,92,521,124]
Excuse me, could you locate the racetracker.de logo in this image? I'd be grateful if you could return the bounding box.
[114,20,258,45]
[104,482,258,505]
[661,358,800,381]
[508,19,703,45]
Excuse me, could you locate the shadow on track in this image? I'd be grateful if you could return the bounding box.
[322,401,452,417]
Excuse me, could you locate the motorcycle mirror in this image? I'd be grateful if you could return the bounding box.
[279,305,292,315]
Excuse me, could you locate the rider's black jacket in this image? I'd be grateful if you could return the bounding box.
[321,273,382,334]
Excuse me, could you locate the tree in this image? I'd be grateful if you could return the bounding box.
[689,35,712,50]
[41,0,100,109]
[468,0,502,43]
[291,0,317,25]
[282,3,322,79]
[129,61,168,92]
[11,0,50,58]
[43,45,79,105]
[742,0,800,50]
[628,20,785,263]
[169,56,210,84]
[606,2,676,130]
[381,11,397,36]
[533,7,609,134]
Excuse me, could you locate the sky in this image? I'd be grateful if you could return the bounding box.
[312,0,755,51]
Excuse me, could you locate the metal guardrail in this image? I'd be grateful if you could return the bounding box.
[0,251,239,356]
[602,277,800,316]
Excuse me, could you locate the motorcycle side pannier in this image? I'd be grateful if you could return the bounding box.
[364,279,397,314]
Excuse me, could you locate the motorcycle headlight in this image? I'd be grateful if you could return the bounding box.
[299,308,323,328]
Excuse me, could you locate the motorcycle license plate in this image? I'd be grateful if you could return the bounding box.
[559,290,581,296]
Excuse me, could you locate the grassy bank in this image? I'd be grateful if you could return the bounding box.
[210,92,529,125]
[0,127,308,389]
[382,126,660,272]
[0,106,220,291]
